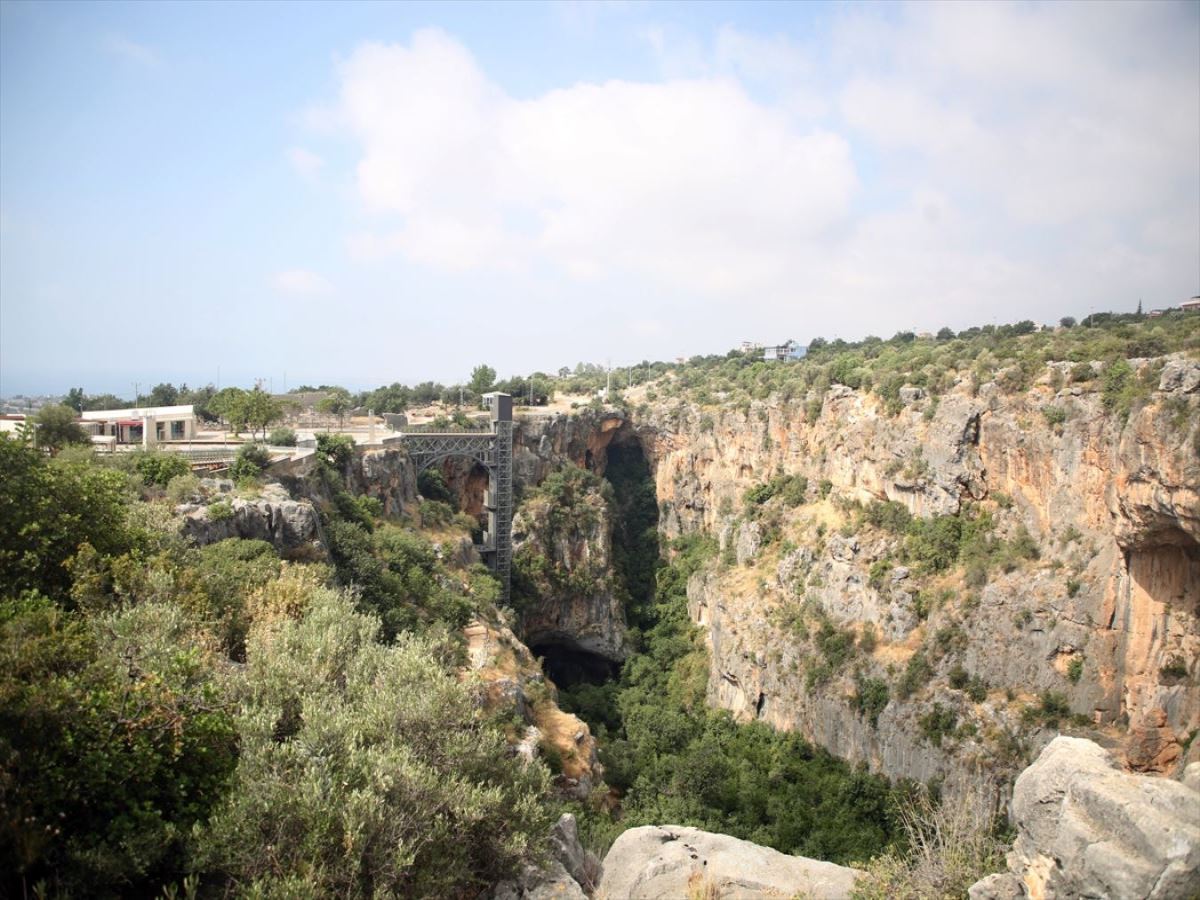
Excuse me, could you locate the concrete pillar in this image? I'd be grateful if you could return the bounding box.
[143,415,156,449]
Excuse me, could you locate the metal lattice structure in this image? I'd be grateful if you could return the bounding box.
[397,394,514,603]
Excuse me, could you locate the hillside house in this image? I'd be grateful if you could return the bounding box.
[763,339,807,361]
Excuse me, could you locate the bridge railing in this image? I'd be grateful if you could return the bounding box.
[395,422,493,434]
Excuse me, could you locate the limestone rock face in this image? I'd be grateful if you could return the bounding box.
[491,815,595,900]
[597,825,860,900]
[627,354,1200,792]
[180,483,324,558]
[464,619,603,801]
[970,736,1200,900]
[512,482,626,664]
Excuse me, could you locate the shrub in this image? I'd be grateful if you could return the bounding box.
[0,437,133,604]
[1066,656,1083,683]
[0,596,237,895]
[316,432,355,469]
[267,427,297,446]
[418,468,454,503]
[192,588,553,897]
[851,785,1006,900]
[207,499,234,522]
[919,703,958,747]
[229,443,271,482]
[853,675,890,728]
[1042,406,1067,427]
[133,451,192,487]
[896,651,933,700]
[166,472,201,504]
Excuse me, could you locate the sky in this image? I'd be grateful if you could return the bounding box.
[1,0,1197,396]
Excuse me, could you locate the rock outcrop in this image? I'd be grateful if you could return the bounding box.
[464,618,603,801]
[970,736,1200,900]
[512,475,626,665]
[597,825,861,899]
[622,355,1200,791]
[179,483,325,558]
[492,814,597,900]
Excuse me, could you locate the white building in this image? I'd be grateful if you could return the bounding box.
[80,405,196,447]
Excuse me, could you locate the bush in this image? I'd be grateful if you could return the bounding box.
[0,437,133,604]
[1042,406,1067,427]
[267,426,297,446]
[896,651,933,700]
[192,588,553,897]
[133,451,192,487]
[0,596,237,896]
[207,499,234,522]
[851,786,1006,900]
[166,472,201,504]
[853,675,890,727]
[229,443,271,481]
[919,703,958,746]
[316,432,355,469]
[1067,656,1083,683]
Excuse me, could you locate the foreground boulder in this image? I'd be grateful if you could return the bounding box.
[970,736,1200,900]
[597,825,860,899]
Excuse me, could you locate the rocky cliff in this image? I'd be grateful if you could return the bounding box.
[512,354,1199,794]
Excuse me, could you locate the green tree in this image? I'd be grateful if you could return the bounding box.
[0,596,237,896]
[208,387,248,431]
[241,387,284,440]
[64,388,85,413]
[469,364,497,396]
[81,392,129,411]
[33,404,90,454]
[147,383,179,406]
[0,437,132,603]
[317,388,353,428]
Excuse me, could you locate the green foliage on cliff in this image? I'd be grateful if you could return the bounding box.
[1,444,554,897]
[562,527,901,865]
[646,311,1198,418]
[193,588,552,898]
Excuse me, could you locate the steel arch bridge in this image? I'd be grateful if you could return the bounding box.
[396,394,513,603]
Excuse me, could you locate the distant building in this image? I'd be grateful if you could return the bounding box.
[1182,297,1200,312]
[1147,309,1166,318]
[80,404,196,447]
[739,340,763,353]
[763,339,807,362]
[0,414,27,434]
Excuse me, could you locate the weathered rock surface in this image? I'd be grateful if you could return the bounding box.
[970,736,1200,900]
[492,815,595,900]
[627,357,1200,791]
[597,825,860,899]
[179,483,324,558]
[464,619,603,801]
[512,480,626,663]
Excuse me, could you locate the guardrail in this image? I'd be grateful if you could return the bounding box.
[395,422,493,434]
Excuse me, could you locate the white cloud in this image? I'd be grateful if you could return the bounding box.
[102,34,160,67]
[331,28,856,296]
[273,269,332,294]
[286,147,325,181]
[320,8,1196,345]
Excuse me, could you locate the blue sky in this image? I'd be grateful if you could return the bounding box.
[2,0,1197,396]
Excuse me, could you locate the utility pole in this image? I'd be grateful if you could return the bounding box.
[133,382,140,407]
[606,359,611,397]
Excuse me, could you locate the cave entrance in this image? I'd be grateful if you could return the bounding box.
[604,433,661,629]
[531,641,619,689]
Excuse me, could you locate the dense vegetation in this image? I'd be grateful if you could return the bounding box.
[555,446,904,864]
[644,310,1198,418]
[0,434,554,898]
